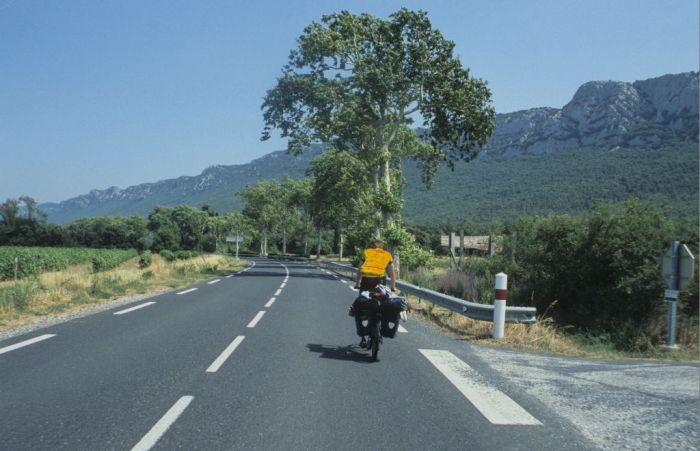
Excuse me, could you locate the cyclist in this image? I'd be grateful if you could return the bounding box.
[354,238,397,292]
[350,239,397,348]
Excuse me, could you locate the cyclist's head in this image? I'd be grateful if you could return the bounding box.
[369,238,384,248]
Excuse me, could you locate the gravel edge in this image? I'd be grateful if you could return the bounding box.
[0,288,172,343]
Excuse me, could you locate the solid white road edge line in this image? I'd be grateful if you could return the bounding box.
[206,336,245,373]
[274,289,282,296]
[176,288,197,295]
[246,311,266,328]
[264,297,276,308]
[418,349,542,426]
[398,324,408,333]
[0,334,56,355]
[207,279,220,285]
[131,396,194,451]
[114,302,156,315]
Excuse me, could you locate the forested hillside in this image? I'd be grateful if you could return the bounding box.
[402,143,698,224]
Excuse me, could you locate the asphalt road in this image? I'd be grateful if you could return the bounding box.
[0,259,697,450]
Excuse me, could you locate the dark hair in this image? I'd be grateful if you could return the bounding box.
[369,239,384,248]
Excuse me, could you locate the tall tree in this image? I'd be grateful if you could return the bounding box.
[262,8,495,233]
[239,180,285,256]
[147,206,181,252]
[0,198,20,228]
[19,195,47,222]
[309,149,374,258]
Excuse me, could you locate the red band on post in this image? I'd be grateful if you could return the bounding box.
[495,289,508,301]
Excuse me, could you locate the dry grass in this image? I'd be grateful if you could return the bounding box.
[0,254,246,333]
[405,294,699,361]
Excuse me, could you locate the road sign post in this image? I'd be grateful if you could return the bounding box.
[226,235,244,259]
[661,241,695,348]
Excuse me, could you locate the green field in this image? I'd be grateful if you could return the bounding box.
[0,246,138,280]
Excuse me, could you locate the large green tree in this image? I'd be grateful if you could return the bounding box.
[239,180,286,256]
[309,149,374,258]
[262,8,495,233]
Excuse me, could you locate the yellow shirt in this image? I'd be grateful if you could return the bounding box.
[360,248,393,277]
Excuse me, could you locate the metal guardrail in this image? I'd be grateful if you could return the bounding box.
[319,261,537,324]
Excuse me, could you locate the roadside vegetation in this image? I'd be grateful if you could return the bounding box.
[0,253,246,332]
[399,201,698,361]
[403,270,699,362]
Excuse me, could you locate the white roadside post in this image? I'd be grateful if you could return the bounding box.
[493,272,507,339]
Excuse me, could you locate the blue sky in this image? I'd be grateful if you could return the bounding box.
[1,0,698,203]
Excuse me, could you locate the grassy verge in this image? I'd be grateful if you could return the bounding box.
[405,294,699,362]
[0,253,247,332]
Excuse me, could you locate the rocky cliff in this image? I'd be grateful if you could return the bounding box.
[485,71,698,156]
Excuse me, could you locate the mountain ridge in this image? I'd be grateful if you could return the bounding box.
[40,71,699,224]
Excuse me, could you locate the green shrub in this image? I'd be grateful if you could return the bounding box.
[138,251,152,268]
[500,199,676,348]
[159,250,176,262]
[175,250,199,260]
[91,256,108,273]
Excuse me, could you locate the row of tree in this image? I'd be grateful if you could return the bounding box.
[0,197,245,254]
[4,9,498,272]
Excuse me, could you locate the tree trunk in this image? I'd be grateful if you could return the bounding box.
[339,230,344,262]
[380,158,393,227]
[282,227,287,255]
[316,228,322,260]
[393,247,400,281]
[372,164,382,237]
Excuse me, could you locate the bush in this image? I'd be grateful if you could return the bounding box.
[175,250,200,260]
[501,200,675,347]
[159,249,176,262]
[138,251,152,268]
[91,256,108,273]
[383,224,436,271]
[201,234,217,253]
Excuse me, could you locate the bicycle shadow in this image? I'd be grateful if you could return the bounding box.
[306,343,375,363]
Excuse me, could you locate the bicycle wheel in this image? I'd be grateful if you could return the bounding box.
[370,321,380,361]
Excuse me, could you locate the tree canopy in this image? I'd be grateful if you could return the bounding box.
[262,8,495,232]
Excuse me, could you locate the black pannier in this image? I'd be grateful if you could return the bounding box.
[352,295,379,337]
[380,296,404,338]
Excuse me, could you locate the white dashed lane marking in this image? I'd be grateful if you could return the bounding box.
[419,349,542,426]
[0,334,56,355]
[131,396,194,451]
[114,302,156,315]
[247,311,266,328]
[265,297,276,308]
[207,279,220,285]
[206,336,245,373]
[177,288,197,295]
